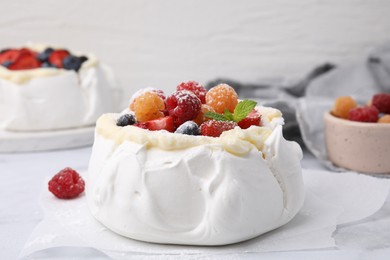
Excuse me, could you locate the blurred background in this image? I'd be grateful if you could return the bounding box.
[1,0,389,97]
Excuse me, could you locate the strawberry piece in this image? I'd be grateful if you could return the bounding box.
[372,93,390,114]
[49,49,70,68]
[200,120,237,137]
[177,80,207,104]
[166,90,202,127]
[0,49,21,64]
[238,110,261,129]
[142,116,175,132]
[348,106,379,122]
[8,52,41,70]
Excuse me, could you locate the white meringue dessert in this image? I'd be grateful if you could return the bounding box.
[0,44,119,131]
[87,104,305,246]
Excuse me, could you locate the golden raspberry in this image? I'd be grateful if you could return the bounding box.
[332,96,357,119]
[206,84,238,114]
[378,114,390,123]
[193,104,215,126]
[133,92,165,123]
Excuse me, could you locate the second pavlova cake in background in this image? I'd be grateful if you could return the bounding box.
[87,81,305,246]
[0,43,120,131]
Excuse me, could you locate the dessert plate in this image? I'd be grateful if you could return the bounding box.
[0,126,95,152]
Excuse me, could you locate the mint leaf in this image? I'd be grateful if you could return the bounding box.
[233,100,257,122]
[224,109,234,121]
[204,111,230,121]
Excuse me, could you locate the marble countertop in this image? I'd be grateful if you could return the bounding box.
[1,147,389,259]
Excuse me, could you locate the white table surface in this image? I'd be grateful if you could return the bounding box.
[1,146,390,259]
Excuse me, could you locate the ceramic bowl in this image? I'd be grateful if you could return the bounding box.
[324,112,390,174]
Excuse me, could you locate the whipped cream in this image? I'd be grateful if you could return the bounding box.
[0,44,120,131]
[87,108,305,245]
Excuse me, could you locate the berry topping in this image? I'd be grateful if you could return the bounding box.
[48,167,85,199]
[166,90,202,127]
[48,49,70,68]
[348,106,379,122]
[177,80,207,104]
[193,104,215,126]
[372,93,390,114]
[206,84,238,114]
[8,51,41,70]
[139,116,175,132]
[62,55,88,72]
[1,60,12,68]
[0,49,21,64]
[200,120,237,137]
[205,99,257,123]
[332,96,357,119]
[129,88,166,111]
[133,91,165,122]
[238,110,261,129]
[378,115,390,124]
[41,61,57,68]
[175,121,200,135]
[37,47,54,62]
[117,114,136,126]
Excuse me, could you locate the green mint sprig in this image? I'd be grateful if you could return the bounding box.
[205,99,257,122]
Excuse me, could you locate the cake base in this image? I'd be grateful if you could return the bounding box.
[0,126,95,152]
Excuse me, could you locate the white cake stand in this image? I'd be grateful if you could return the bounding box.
[0,126,95,153]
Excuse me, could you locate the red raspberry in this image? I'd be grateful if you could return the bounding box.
[48,167,85,199]
[200,120,237,137]
[372,93,390,114]
[238,110,261,129]
[348,106,379,122]
[177,80,207,104]
[165,90,201,127]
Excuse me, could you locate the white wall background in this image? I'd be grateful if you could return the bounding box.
[1,0,390,96]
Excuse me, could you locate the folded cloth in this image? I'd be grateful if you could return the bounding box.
[207,42,390,171]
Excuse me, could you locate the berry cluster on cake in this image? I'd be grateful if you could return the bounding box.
[0,44,119,131]
[87,80,305,246]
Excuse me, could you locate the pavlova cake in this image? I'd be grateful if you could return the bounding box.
[87,81,305,246]
[0,44,118,131]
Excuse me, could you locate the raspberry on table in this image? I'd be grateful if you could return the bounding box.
[48,167,85,199]
[372,93,390,114]
[177,80,207,104]
[238,110,261,129]
[206,84,238,114]
[165,90,201,127]
[348,106,379,122]
[175,121,200,135]
[200,120,237,137]
[332,96,357,119]
[133,92,165,123]
[378,114,390,124]
[193,104,215,126]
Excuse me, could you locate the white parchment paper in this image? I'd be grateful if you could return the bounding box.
[20,169,390,259]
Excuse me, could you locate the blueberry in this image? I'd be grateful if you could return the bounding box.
[79,56,88,62]
[175,121,200,135]
[1,61,12,68]
[37,47,54,62]
[41,62,57,68]
[116,114,136,127]
[62,55,85,72]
